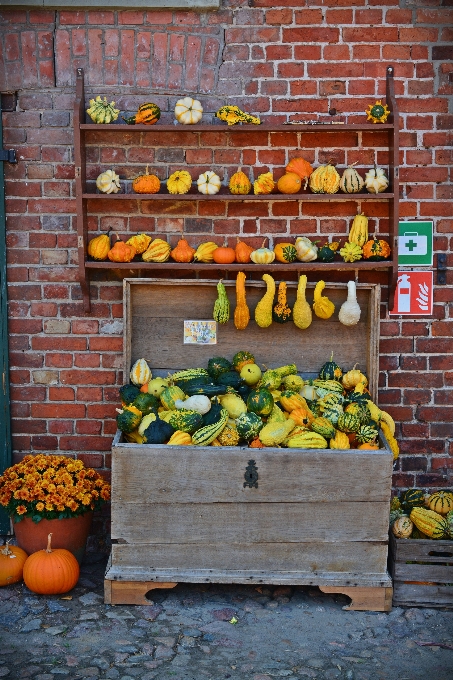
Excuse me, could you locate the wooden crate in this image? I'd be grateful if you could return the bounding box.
[105,278,394,611]
[389,533,453,608]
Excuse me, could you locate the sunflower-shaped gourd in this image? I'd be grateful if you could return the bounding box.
[364,167,389,194]
[365,100,390,124]
[197,171,221,195]
[167,170,192,195]
[96,169,121,194]
[175,97,203,125]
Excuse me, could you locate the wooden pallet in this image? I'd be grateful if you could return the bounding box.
[389,533,453,608]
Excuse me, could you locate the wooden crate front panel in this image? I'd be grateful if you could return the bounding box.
[111,444,393,505]
[124,279,380,402]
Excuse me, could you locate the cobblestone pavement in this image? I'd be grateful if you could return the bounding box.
[0,552,452,680]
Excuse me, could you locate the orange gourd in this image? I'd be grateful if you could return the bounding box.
[0,540,28,587]
[362,237,391,261]
[357,442,380,450]
[286,156,313,188]
[249,437,264,448]
[234,271,250,331]
[132,165,161,194]
[87,232,111,261]
[213,242,236,264]
[235,238,254,264]
[107,235,136,263]
[277,172,302,194]
[23,533,80,595]
[289,408,313,426]
[170,238,196,263]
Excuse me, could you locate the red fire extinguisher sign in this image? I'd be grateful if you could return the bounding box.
[389,270,433,316]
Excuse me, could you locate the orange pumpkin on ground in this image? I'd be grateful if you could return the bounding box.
[0,541,28,587]
[23,533,80,595]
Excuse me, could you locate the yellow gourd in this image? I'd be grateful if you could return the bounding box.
[313,280,335,320]
[126,233,152,255]
[234,272,250,331]
[293,275,312,329]
[254,274,276,328]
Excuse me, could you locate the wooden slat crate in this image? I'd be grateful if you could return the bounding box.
[389,533,453,608]
[105,278,394,611]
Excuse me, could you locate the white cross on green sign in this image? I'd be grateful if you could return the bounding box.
[398,221,433,266]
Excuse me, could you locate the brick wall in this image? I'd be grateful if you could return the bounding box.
[1,0,452,498]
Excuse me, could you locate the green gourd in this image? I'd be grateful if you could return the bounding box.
[235,412,263,442]
[310,416,336,439]
[168,409,203,434]
[192,408,229,446]
[318,353,343,381]
[213,280,230,324]
[116,409,142,434]
[207,357,233,380]
[247,388,274,416]
[119,384,141,406]
[142,419,175,444]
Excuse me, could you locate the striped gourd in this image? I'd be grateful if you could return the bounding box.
[427,491,453,516]
[192,408,229,446]
[309,163,340,194]
[235,412,263,442]
[402,488,426,510]
[409,507,448,539]
[286,432,328,449]
[168,409,203,434]
[322,403,343,426]
[345,402,369,425]
[446,510,453,539]
[340,164,365,194]
[171,368,210,384]
[160,385,186,410]
[142,238,171,263]
[135,102,161,125]
[130,358,152,387]
[337,412,361,434]
[310,416,336,439]
[356,424,379,444]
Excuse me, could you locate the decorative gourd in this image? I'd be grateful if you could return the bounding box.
[216,105,260,126]
[309,162,340,194]
[329,430,350,450]
[313,280,335,319]
[86,96,120,124]
[206,357,232,381]
[340,164,365,194]
[392,516,413,539]
[213,241,236,264]
[160,385,186,411]
[167,430,192,445]
[171,367,210,385]
[232,351,255,372]
[116,408,142,433]
[319,353,343,381]
[379,408,396,436]
[286,156,313,188]
[286,432,328,449]
[119,384,140,406]
[282,374,304,392]
[446,509,453,539]
[167,170,192,195]
[253,172,275,195]
[87,233,111,261]
[229,168,251,195]
[274,242,297,263]
[235,238,254,263]
[317,242,339,263]
[365,100,390,124]
[135,102,161,125]
[168,409,203,434]
[339,242,363,263]
[292,275,312,330]
[0,540,28,587]
[23,533,80,595]
[213,279,230,324]
[235,412,263,442]
[197,171,221,195]
[249,437,264,448]
[247,387,274,417]
[219,393,247,419]
[273,282,292,323]
[343,365,368,390]
[311,416,336,439]
[96,169,120,194]
[403,488,428,511]
[193,241,219,263]
[143,418,175,444]
[126,233,152,255]
[240,363,262,386]
[357,442,380,450]
[338,281,361,327]
[234,271,250,331]
[130,359,153,387]
[279,391,310,414]
[295,236,318,262]
[191,408,229,446]
[175,97,203,125]
[427,491,453,516]
[217,423,240,446]
[289,408,312,427]
[250,239,275,264]
[259,418,296,446]
[217,371,244,389]
[254,274,276,328]
[132,166,161,194]
[337,412,361,434]
[313,379,344,396]
[146,377,169,398]
[107,235,136,263]
[410,507,448,539]
[170,238,196,263]
[364,166,389,193]
[362,237,391,261]
[356,424,379,444]
[142,238,171,263]
[259,364,297,390]
[174,395,211,415]
[277,172,302,194]
[132,392,159,415]
[348,213,369,248]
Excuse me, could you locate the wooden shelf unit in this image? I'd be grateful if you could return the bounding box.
[74,66,399,313]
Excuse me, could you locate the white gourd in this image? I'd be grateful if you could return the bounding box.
[174,395,211,415]
[294,237,318,262]
[174,97,203,125]
[364,166,389,194]
[340,164,365,193]
[96,169,121,194]
[338,280,361,326]
[197,171,221,195]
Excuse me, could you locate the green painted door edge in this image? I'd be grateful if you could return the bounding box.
[0,94,12,534]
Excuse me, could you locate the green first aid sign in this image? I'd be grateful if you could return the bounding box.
[398,221,433,266]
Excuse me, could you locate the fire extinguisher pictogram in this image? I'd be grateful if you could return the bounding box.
[397,274,411,313]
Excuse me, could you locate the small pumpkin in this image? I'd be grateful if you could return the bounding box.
[175,97,203,125]
[317,242,339,263]
[213,241,236,264]
[392,516,413,539]
[253,172,275,195]
[197,170,221,195]
[135,102,161,125]
[23,533,80,595]
[167,170,192,195]
[96,169,120,194]
[286,156,313,188]
[229,168,251,195]
[427,491,453,516]
[107,234,136,263]
[250,239,275,265]
[362,237,391,261]
[235,238,254,263]
[170,238,196,263]
[87,232,110,261]
[0,540,28,587]
[277,172,302,194]
[125,233,152,255]
[132,165,161,194]
[274,242,297,263]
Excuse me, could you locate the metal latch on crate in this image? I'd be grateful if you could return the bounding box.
[437,253,447,285]
[0,149,16,163]
[244,460,258,489]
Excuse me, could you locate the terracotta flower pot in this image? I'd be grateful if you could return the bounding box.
[13,512,93,565]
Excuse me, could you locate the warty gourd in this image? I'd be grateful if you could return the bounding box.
[293,275,312,329]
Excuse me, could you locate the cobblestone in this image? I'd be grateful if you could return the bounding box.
[0,551,452,680]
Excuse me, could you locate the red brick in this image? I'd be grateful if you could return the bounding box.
[60,370,116,386]
[266,9,292,24]
[31,403,86,418]
[31,435,58,450]
[416,406,453,422]
[284,27,339,44]
[294,9,324,24]
[76,420,102,435]
[49,387,75,401]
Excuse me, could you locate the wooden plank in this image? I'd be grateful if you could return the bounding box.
[107,545,391,584]
[390,534,453,562]
[111,501,390,544]
[319,586,392,612]
[393,563,453,583]
[393,583,453,608]
[105,580,177,606]
[111,447,393,504]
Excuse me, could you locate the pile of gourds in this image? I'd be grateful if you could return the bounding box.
[390,489,453,541]
[117,352,399,456]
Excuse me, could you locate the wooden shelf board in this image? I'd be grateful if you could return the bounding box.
[80,123,395,133]
[83,191,395,201]
[85,260,393,271]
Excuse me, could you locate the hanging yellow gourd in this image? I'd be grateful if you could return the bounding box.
[255,274,276,328]
[234,272,250,331]
[292,274,312,330]
[272,282,292,323]
[313,280,335,319]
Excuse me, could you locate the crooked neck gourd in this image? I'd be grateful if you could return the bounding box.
[255,274,276,328]
[293,275,312,329]
[338,280,361,326]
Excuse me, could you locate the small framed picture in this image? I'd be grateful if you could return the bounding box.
[183,320,217,345]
